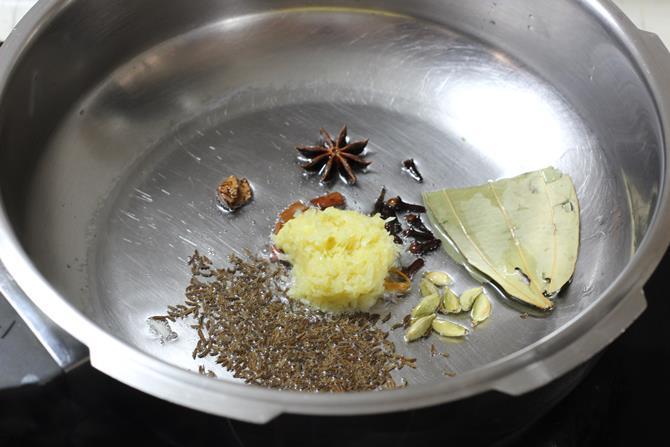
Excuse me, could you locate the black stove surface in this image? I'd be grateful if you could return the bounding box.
[1,250,668,447]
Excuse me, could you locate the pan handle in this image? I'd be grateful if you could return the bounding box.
[491,288,646,395]
[0,260,88,390]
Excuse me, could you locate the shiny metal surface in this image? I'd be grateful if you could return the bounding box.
[0,0,669,422]
[0,260,88,372]
[0,288,62,389]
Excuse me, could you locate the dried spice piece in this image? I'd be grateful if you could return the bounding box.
[274,201,309,234]
[430,344,438,357]
[425,271,453,287]
[520,312,529,320]
[405,214,432,234]
[471,293,492,327]
[372,189,437,256]
[409,239,442,256]
[459,287,484,312]
[297,126,370,185]
[410,293,440,320]
[385,218,404,244]
[441,287,462,314]
[371,187,387,216]
[376,194,426,220]
[402,159,424,183]
[403,214,441,255]
[420,278,439,298]
[384,268,412,294]
[386,197,426,214]
[402,228,435,241]
[309,191,346,210]
[198,365,217,378]
[401,258,425,279]
[217,175,253,211]
[404,314,435,342]
[154,252,414,392]
[401,357,417,369]
[432,319,468,338]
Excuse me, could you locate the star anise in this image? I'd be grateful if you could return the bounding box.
[296,126,371,185]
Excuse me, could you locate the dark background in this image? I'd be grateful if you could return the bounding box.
[0,249,667,447]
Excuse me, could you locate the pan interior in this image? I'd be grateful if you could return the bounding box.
[14,9,649,386]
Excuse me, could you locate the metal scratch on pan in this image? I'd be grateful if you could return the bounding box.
[178,235,197,247]
[1,320,16,339]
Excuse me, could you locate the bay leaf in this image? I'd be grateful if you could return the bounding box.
[423,167,579,310]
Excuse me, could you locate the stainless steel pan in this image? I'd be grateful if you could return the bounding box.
[1,0,669,423]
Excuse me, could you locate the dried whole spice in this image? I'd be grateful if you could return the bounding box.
[459,287,484,312]
[471,293,492,327]
[217,175,253,211]
[384,268,412,294]
[441,287,462,314]
[274,192,345,235]
[309,191,346,210]
[405,214,432,234]
[402,228,435,241]
[371,187,387,216]
[386,197,426,214]
[370,188,441,257]
[425,271,453,287]
[390,322,404,331]
[409,239,442,256]
[432,319,468,338]
[154,252,414,392]
[372,190,425,220]
[274,201,309,234]
[297,126,371,185]
[402,159,424,183]
[423,167,579,310]
[419,278,439,298]
[410,293,440,320]
[198,365,217,378]
[404,314,435,342]
[400,258,425,279]
[385,218,403,245]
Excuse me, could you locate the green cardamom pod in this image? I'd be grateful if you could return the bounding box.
[404,314,436,342]
[432,319,468,337]
[420,278,439,297]
[471,293,492,327]
[459,287,483,312]
[411,293,441,320]
[441,287,462,314]
[425,271,453,287]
